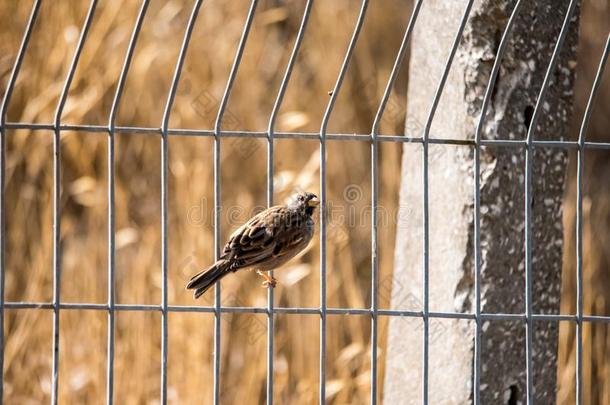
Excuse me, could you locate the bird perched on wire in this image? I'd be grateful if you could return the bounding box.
[187,191,319,299]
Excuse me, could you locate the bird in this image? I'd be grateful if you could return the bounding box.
[186,191,319,299]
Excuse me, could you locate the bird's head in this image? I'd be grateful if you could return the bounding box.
[288,191,319,216]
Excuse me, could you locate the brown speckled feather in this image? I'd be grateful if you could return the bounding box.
[222,205,313,271]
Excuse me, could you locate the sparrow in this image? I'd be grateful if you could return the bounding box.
[186,191,319,299]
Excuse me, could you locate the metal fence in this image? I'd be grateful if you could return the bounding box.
[0,0,609,404]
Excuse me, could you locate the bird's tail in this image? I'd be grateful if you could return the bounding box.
[186,260,231,299]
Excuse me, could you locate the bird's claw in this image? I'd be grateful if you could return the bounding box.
[261,278,277,289]
[257,271,277,288]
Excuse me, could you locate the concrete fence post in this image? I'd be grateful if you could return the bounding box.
[384,1,580,403]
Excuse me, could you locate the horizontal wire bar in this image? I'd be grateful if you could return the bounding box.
[4,301,609,322]
[5,122,610,149]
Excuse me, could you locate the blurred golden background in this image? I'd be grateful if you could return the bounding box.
[0,0,608,404]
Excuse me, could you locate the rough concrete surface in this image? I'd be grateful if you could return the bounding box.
[384,0,579,403]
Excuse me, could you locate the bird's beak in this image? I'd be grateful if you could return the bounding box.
[307,196,320,207]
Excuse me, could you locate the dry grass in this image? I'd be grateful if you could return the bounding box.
[557,1,610,404]
[0,0,608,404]
[1,0,409,403]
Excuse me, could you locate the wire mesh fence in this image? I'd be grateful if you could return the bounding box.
[0,0,609,404]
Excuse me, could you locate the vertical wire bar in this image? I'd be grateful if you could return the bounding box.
[265,2,314,403]
[0,1,42,401]
[371,0,422,136]
[523,2,577,403]
[370,1,423,402]
[212,2,258,403]
[51,2,99,403]
[419,2,474,403]
[160,1,204,403]
[106,2,150,403]
[370,105,379,405]
[574,34,610,405]
[471,2,525,403]
[318,1,368,402]
[212,107,222,404]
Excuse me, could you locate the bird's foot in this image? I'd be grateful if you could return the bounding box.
[257,271,277,289]
[261,279,277,289]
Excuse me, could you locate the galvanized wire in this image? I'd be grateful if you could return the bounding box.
[265,1,314,403]
[212,2,259,403]
[159,1,205,403]
[106,2,150,404]
[318,1,368,402]
[524,1,578,403]
[5,121,610,150]
[4,301,610,323]
[419,1,475,401]
[0,1,42,402]
[51,2,99,403]
[370,1,423,401]
[472,1,526,404]
[574,33,610,405]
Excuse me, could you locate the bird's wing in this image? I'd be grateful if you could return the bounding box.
[221,206,307,269]
[221,206,282,263]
